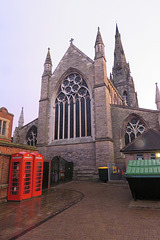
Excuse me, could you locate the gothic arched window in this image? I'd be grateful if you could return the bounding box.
[125,118,146,145]
[26,126,37,146]
[54,73,91,140]
[123,91,128,104]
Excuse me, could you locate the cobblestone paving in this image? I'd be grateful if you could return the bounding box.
[16,181,160,240]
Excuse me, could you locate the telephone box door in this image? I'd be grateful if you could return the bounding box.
[22,155,33,199]
[31,153,43,197]
[8,156,22,201]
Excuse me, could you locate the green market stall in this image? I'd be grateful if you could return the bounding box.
[126,159,160,201]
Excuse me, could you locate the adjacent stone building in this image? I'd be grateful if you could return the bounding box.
[121,129,160,166]
[13,25,160,180]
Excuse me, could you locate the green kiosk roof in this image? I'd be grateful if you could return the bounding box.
[126,159,160,177]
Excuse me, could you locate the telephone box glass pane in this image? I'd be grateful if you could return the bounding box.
[11,162,20,195]
[24,161,32,194]
[35,162,42,191]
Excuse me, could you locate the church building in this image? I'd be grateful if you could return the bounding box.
[13,25,160,180]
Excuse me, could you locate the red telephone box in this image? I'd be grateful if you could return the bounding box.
[31,153,43,197]
[8,152,33,201]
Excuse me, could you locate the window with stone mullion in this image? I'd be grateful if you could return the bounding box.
[125,118,146,145]
[54,73,91,140]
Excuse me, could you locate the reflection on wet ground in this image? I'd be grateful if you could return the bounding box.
[0,186,83,240]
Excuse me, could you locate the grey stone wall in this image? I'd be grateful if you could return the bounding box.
[38,140,96,169]
[111,104,159,163]
[13,118,38,145]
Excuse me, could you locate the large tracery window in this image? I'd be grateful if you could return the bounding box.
[54,73,91,140]
[125,118,146,145]
[26,126,37,146]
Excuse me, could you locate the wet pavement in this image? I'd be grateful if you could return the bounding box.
[1,181,160,240]
[0,183,83,240]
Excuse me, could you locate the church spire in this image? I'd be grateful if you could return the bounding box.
[18,107,24,128]
[155,83,160,110]
[111,24,138,107]
[94,27,105,60]
[114,24,127,68]
[43,48,52,76]
[116,23,119,35]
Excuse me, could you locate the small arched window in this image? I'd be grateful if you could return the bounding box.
[26,126,37,146]
[123,91,128,104]
[124,118,146,145]
[54,73,91,140]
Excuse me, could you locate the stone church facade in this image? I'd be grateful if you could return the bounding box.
[13,25,160,179]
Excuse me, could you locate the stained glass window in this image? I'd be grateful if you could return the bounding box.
[54,73,91,140]
[70,98,74,138]
[76,99,80,137]
[64,102,68,139]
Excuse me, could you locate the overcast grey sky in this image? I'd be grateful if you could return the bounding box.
[1,0,160,133]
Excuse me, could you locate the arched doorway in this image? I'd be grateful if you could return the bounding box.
[50,156,73,185]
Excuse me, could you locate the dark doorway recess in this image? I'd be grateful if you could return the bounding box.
[42,161,50,189]
[50,156,73,186]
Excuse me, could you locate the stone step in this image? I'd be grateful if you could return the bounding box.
[75,167,97,171]
[76,176,98,181]
[76,170,97,175]
[74,167,99,181]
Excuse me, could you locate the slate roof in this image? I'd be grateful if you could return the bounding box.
[121,129,160,153]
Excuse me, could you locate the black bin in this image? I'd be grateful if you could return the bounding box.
[126,159,160,201]
[98,167,108,182]
[126,177,160,201]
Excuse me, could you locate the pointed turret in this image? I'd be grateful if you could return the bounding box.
[43,48,52,76]
[94,28,114,166]
[111,24,138,107]
[18,107,24,128]
[94,27,105,60]
[155,83,160,110]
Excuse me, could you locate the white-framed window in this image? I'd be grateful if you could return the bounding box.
[136,154,144,160]
[0,119,7,136]
[54,73,91,140]
[150,153,156,159]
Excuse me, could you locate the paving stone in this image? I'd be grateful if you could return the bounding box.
[1,181,160,240]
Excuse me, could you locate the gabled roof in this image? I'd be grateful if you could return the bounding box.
[121,129,160,153]
[70,43,94,63]
[52,43,94,75]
